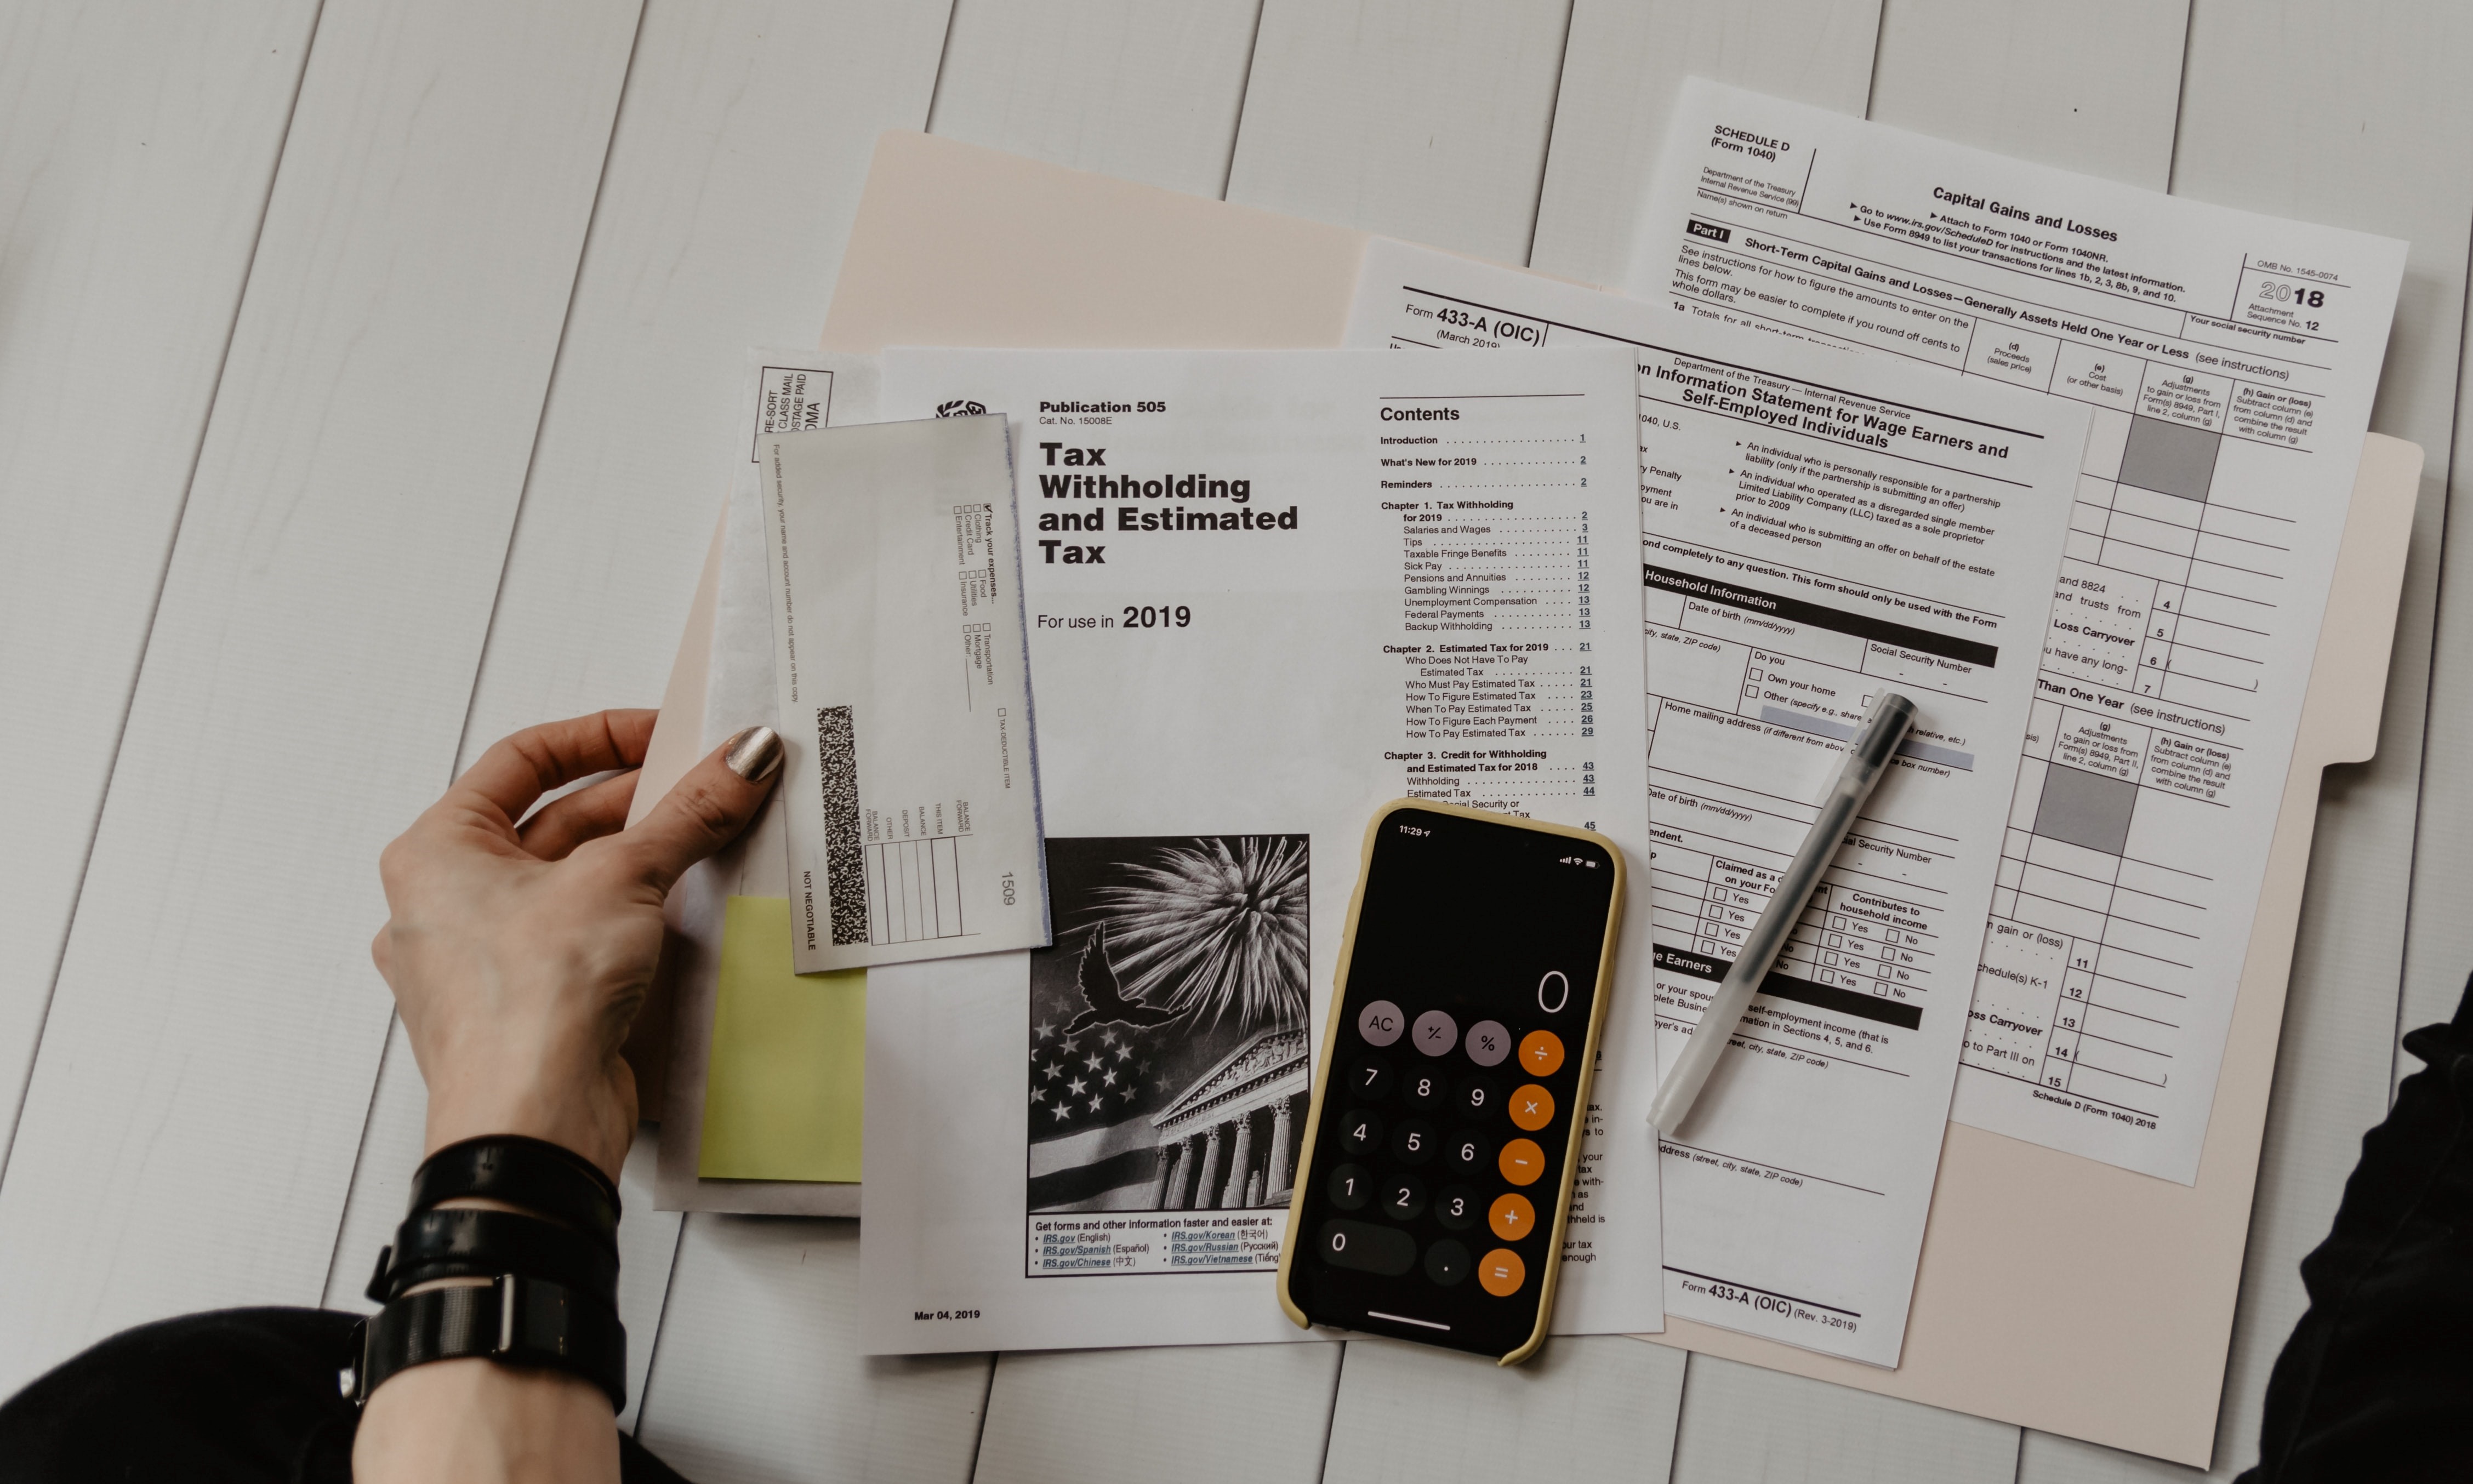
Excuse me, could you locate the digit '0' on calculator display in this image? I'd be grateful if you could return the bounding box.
[1278,801,1621,1362]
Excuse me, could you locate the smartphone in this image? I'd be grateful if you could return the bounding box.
[1277,800,1623,1363]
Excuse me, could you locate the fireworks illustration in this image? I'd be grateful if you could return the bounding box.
[1082,836,1308,1033]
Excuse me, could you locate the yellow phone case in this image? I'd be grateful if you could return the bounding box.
[1274,798,1625,1365]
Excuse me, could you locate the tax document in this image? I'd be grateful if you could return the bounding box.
[857,347,1662,1353]
[1625,80,2407,1180]
[758,416,1051,971]
[1349,238,2083,1364]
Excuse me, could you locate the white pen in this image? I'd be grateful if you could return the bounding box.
[1648,692,1918,1135]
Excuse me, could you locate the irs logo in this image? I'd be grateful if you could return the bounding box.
[937,398,989,418]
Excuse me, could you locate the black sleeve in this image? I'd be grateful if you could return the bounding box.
[2240,974,2473,1483]
[0,1305,691,1484]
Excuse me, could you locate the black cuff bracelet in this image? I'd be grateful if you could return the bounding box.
[408,1136,620,1250]
[352,1274,626,1412]
[366,1206,622,1307]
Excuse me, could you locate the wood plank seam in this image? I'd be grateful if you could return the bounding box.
[964,1345,998,1480]
[0,0,323,1186]
[1860,0,1893,112]
[920,0,967,141]
[1516,1,1577,267]
[1218,0,1271,200]
[1313,1342,1350,1481]
[2162,1,2198,189]
[620,1209,694,1434]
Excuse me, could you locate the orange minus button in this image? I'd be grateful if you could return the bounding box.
[1478,1248,1526,1297]
[1497,1137,1545,1185]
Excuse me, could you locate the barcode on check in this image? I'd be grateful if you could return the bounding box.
[815,706,869,946]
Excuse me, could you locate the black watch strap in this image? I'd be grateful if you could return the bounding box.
[370,1207,622,1305]
[409,1137,620,1249]
[354,1274,626,1412]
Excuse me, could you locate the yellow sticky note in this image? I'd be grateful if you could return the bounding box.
[698,896,864,1182]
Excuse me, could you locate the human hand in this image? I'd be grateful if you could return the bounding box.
[371,710,782,1180]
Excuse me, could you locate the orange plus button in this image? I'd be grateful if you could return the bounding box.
[1488,1192,1535,1241]
[1478,1247,1526,1297]
[1519,1029,1564,1077]
[1509,1083,1555,1131]
[1498,1137,1545,1185]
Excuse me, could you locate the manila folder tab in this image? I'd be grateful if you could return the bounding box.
[820,131,1367,353]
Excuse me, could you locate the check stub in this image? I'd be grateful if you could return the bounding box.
[758,416,1050,972]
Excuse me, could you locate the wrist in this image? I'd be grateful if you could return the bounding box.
[424,1075,629,1184]
[355,1354,619,1484]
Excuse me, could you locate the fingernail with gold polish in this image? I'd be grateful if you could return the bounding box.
[723,726,784,783]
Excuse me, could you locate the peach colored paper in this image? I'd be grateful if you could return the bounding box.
[630,132,2421,1466]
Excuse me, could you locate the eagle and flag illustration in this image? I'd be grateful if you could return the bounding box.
[1025,835,1308,1214]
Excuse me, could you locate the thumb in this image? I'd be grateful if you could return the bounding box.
[611,726,784,894]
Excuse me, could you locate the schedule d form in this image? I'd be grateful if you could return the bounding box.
[1348,239,2084,1364]
[1626,81,2407,1182]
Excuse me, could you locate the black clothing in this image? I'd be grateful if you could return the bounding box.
[0,1306,687,1483]
[2237,978,2473,1482]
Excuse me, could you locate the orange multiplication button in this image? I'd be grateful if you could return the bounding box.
[1508,1083,1555,1131]
[1519,1029,1564,1077]
[1497,1137,1545,1185]
[1488,1192,1535,1241]
[1478,1247,1526,1297]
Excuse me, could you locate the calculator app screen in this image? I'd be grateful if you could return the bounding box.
[1286,807,1618,1356]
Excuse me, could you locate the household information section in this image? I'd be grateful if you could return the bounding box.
[1348,239,2084,1364]
[1625,81,2406,1181]
[859,348,1661,1354]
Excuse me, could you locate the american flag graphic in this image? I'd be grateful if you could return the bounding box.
[1026,835,1309,1214]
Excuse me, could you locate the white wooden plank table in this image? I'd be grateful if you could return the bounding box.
[3,2,2466,1479]
[1529,0,1882,287]
[0,0,640,1397]
[1868,0,2187,191]
[1673,1357,2020,1483]
[1226,0,1573,265]
[0,0,319,1163]
[635,1217,993,1484]
[928,0,1263,197]
[1324,1336,1687,1484]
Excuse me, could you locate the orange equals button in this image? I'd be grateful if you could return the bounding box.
[1478,1248,1526,1297]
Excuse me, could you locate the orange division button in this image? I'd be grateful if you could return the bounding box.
[1498,1137,1545,1185]
[1519,1030,1564,1077]
[1478,1247,1526,1297]
[1488,1192,1535,1241]
[1509,1083,1555,1131]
